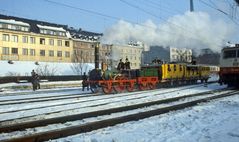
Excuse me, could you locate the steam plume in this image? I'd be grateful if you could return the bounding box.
[102,11,236,52]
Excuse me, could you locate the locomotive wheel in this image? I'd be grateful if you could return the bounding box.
[126,83,134,92]
[90,83,99,93]
[139,84,146,90]
[113,74,127,93]
[113,83,124,93]
[148,83,155,89]
[102,85,112,94]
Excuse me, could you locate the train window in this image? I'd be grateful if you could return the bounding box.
[179,65,182,71]
[168,65,171,72]
[238,50,239,57]
[174,65,176,71]
[223,50,236,59]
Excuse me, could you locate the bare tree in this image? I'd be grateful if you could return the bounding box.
[6,72,20,76]
[36,64,58,76]
[71,50,87,75]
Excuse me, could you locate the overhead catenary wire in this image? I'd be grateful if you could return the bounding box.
[43,0,225,47]
[119,0,224,46]
[43,0,177,35]
[198,0,239,25]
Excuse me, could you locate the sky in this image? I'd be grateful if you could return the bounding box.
[0,0,239,51]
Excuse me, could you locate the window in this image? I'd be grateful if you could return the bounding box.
[174,65,177,71]
[237,50,239,57]
[40,29,43,34]
[21,26,29,31]
[22,48,28,55]
[2,34,9,41]
[223,50,236,59]
[168,65,171,72]
[40,38,45,45]
[11,35,18,42]
[11,48,18,54]
[65,51,70,58]
[30,49,35,56]
[2,47,9,55]
[57,40,62,46]
[2,23,8,29]
[30,37,35,44]
[22,36,28,43]
[0,23,2,28]
[65,41,70,47]
[49,50,54,57]
[57,51,62,57]
[49,39,54,46]
[40,50,45,56]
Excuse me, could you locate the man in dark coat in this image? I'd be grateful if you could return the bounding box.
[125,58,131,69]
[117,59,125,70]
[82,72,89,91]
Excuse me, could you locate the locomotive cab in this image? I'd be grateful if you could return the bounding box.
[219,45,239,87]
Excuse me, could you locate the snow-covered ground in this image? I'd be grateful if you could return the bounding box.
[1,75,238,142]
[53,93,239,142]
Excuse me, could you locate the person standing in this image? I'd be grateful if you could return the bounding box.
[125,58,131,69]
[35,74,40,89]
[82,72,89,91]
[31,70,36,91]
[117,59,125,70]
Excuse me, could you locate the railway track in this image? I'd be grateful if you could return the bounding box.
[0,83,220,123]
[0,88,237,142]
[0,81,217,106]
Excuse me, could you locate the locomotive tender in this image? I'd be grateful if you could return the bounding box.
[219,44,239,87]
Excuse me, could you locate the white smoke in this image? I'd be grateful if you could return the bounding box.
[102,11,236,52]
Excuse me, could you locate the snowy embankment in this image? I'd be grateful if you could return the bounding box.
[0,80,83,93]
[0,61,95,76]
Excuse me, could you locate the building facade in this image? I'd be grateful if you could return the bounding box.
[0,14,106,76]
[68,28,108,64]
[107,44,144,69]
[143,46,192,64]
[0,14,73,63]
[170,47,192,63]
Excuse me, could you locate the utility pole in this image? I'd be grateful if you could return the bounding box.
[190,0,194,12]
[235,0,239,5]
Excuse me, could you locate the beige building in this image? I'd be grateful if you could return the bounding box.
[106,43,144,69]
[70,29,109,64]
[0,15,73,63]
[170,47,192,63]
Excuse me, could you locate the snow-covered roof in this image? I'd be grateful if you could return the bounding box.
[37,24,66,32]
[0,19,29,26]
[66,31,72,38]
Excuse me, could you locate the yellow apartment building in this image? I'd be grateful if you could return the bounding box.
[0,15,73,63]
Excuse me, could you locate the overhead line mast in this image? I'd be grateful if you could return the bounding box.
[190,0,194,12]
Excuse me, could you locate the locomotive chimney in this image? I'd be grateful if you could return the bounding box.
[95,42,100,69]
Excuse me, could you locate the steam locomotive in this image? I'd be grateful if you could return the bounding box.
[87,61,210,94]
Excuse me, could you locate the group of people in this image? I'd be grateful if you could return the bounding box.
[117,58,131,70]
[31,70,40,91]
